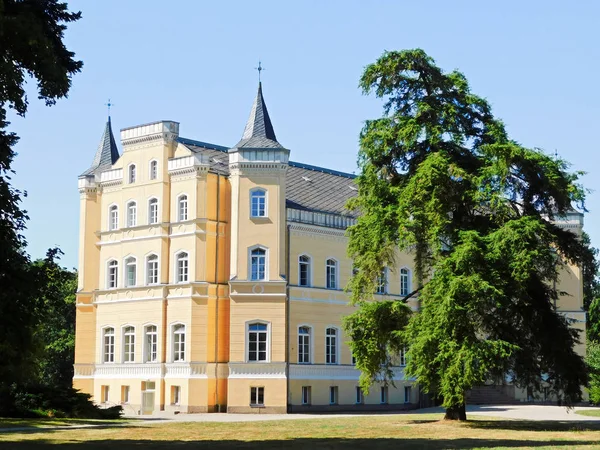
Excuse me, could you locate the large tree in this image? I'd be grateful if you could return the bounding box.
[0,0,81,386]
[345,49,590,420]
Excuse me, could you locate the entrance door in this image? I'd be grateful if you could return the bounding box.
[141,381,155,415]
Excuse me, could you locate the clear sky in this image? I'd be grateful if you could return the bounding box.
[8,0,600,269]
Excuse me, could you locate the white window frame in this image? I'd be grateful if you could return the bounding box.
[250,386,265,406]
[380,386,389,404]
[377,267,388,294]
[124,256,137,287]
[177,194,188,222]
[301,386,311,405]
[108,204,119,231]
[122,325,136,363]
[121,385,130,404]
[245,320,271,363]
[171,385,181,405]
[399,346,407,366]
[171,323,186,362]
[102,326,115,363]
[249,188,267,218]
[298,254,312,287]
[297,325,312,364]
[404,385,412,404]
[248,245,268,281]
[329,386,338,405]
[145,253,159,285]
[143,324,158,363]
[149,159,158,181]
[128,163,136,184]
[175,251,189,283]
[148,197,159,225]
[325,326,339,365]
[126,201,137,228]
[106,259,119,289]
[355,386,364,404]
[326,258,338,290]
[400,267,411,297]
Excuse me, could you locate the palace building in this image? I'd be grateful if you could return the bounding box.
[74,83,587,414]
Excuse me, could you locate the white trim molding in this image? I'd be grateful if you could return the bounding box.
[228,362,286,379]
[289,364,407,381]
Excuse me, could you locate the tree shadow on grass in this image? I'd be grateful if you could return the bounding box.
[0,437,598,449]
[467,419,600,432]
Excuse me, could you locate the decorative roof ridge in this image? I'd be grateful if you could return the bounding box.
[177,136,228,152]
[289,161,357,179]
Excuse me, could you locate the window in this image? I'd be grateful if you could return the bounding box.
[329,386,338,405]
[352,354,357,365]
[377,268,387,294]
[399,346,407,366]
[107,260,118,289]
[356,386,364,404]
[127,201,137,227]
[173,324,186,362]
[298,326,311,364]
[250,248,266,281]
[298,255,311,287]
[250,387,264,406]
[248,322,268,362]
[178,195,188,221]
[146,254,159,285]
[326,259,337,289]
[149,160,158,180]
[125,257,136,287]
[109,205,119,230]
[121,385,130,404]
[123,326,135,363]
[128,164,136,183]
[144,325,158,363]
[176,252,188,283]
[380,386,389,404]
[250,189,267,217]
[404,386,412,404]
[171,386,181,405]
[103,327,115,363]
[325,327,338,364]
[148,198,158,224]
[301,386,311,405]
[400,268,411,296]
[101,385,110,403]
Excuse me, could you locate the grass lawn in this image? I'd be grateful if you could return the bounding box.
[0,417,127,429]
[576,409,600,418]
[1,413,600,449]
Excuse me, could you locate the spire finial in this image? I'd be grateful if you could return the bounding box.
[105,98,113,118]
[255,61,264,83]
[554,149,559,160]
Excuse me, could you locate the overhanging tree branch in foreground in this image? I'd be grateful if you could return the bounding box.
[344,49,590,421]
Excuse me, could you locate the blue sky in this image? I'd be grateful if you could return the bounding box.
[8,0,600,269]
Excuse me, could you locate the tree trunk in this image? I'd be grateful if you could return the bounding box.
[444,403,467,421]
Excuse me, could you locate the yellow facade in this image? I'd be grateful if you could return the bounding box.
[75,86,586,414]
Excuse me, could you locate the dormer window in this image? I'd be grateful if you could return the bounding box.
[250,189,267,218]
[128,164,136,184]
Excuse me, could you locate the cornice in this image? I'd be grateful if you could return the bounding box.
[288,222,348,238]
[122,132,178,148]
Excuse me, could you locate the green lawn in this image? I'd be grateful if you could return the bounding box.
[0,417,127,429]
[1,414,600,449]
[576,409,600,418]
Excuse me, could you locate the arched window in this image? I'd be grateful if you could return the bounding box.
[146,254,159,285]
[172,324,186,362]
[126,201,137,227]
[250,248,266,281]
[103,327,115,363]
[298,326,311,364]
[176,252,189,283]
[148,198,158,225]
[377,268,388,294]
[149,160,158,180]
[123,326,135,363]
[400,268,411,296]
[298,255,311,287]
[128,164,136,183]
[124,256,136,287]
[250,189,267,217]
[109,205,119,231]
[144,325,158,363]
[178,194,188,221]
[248,322,268,362]
[325,327,338,364]
[326,259,338,290]
[107,260,118,289]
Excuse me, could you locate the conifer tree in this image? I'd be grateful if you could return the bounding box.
[345,49,590,420]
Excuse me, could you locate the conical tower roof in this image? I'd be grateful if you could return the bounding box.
[233,82,284,149]
[81,117,120,176]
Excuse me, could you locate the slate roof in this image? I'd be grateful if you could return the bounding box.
[178,138,358,216]
[81,117,120,176]
[233,82,285,150]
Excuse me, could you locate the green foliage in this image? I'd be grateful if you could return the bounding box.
[348,49,591,418]
[586,341,600,404]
